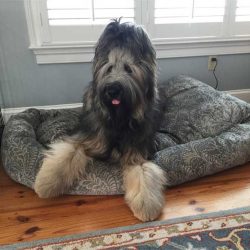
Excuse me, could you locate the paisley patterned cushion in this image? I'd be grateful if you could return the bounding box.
[1,75,250,194]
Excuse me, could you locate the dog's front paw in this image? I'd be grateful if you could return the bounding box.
[34,140,88,198]
[34,171,64,198]
[124,162,166,222]
[128,189,165,222]
[34,156,67,198]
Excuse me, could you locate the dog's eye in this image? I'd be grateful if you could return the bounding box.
[107,65,113,74]
[124,64,132,74]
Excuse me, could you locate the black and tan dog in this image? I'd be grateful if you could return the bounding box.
[34,19,166,222]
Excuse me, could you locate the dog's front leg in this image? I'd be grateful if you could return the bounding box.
[123,160,166,222]
[34,138,88,198]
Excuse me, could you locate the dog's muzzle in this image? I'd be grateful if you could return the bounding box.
[103,82,123,106]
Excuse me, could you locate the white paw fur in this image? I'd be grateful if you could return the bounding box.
[123,161,166,222]
[34,140,87,198]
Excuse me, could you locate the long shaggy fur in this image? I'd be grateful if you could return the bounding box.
[34,19,166,221]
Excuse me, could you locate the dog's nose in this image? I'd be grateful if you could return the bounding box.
[105,83,122,98]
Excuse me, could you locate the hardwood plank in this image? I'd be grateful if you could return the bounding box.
[0,162,250,245]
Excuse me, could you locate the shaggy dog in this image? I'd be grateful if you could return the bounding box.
[34,20,166,222]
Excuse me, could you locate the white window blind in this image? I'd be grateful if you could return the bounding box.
[236,0,250,22]
[38,0,137,43]
[150,0,229,39]
[155,0,226,24]
[47,0,134,25]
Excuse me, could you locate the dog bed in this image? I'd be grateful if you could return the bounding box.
[2,75,250,195]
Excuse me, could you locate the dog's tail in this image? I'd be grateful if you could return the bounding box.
[34,138,87,198]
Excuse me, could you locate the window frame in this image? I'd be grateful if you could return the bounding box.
[25,0,250,64]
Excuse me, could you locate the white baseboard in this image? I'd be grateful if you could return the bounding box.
[225,89,250,103]
[2,89,250,123]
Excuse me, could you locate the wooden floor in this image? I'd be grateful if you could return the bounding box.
[1,161,250,246]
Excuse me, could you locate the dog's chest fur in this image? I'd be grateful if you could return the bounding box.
[77,108,156,165]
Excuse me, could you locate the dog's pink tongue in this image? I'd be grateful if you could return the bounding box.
[112,99,120,105]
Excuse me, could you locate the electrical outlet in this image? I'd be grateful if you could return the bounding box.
[208,56,217,71]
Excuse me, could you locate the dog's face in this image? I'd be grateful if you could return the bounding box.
[92,20,157,122]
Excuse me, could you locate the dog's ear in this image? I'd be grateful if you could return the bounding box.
[135,26,156,66]
[93,20,121,76]
[94,19,121,59]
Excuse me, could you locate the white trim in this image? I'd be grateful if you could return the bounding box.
[24,0,38,46]
[226,89,250,103]
[154,38,250,58]
[30,44,95,64]
[30,38,250,64]
[2,89,250,123]
[24,0,44,47]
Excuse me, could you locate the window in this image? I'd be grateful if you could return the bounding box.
[25,0,250,64]
[236,0,250,21]
[47,0,135,25]
[154,0,226,24]
[44,0,135,42]
[233,0,250,36]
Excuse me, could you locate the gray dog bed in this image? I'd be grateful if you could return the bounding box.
[2,75,250,195]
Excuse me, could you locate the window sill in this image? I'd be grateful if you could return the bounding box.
[30,38,250,64]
